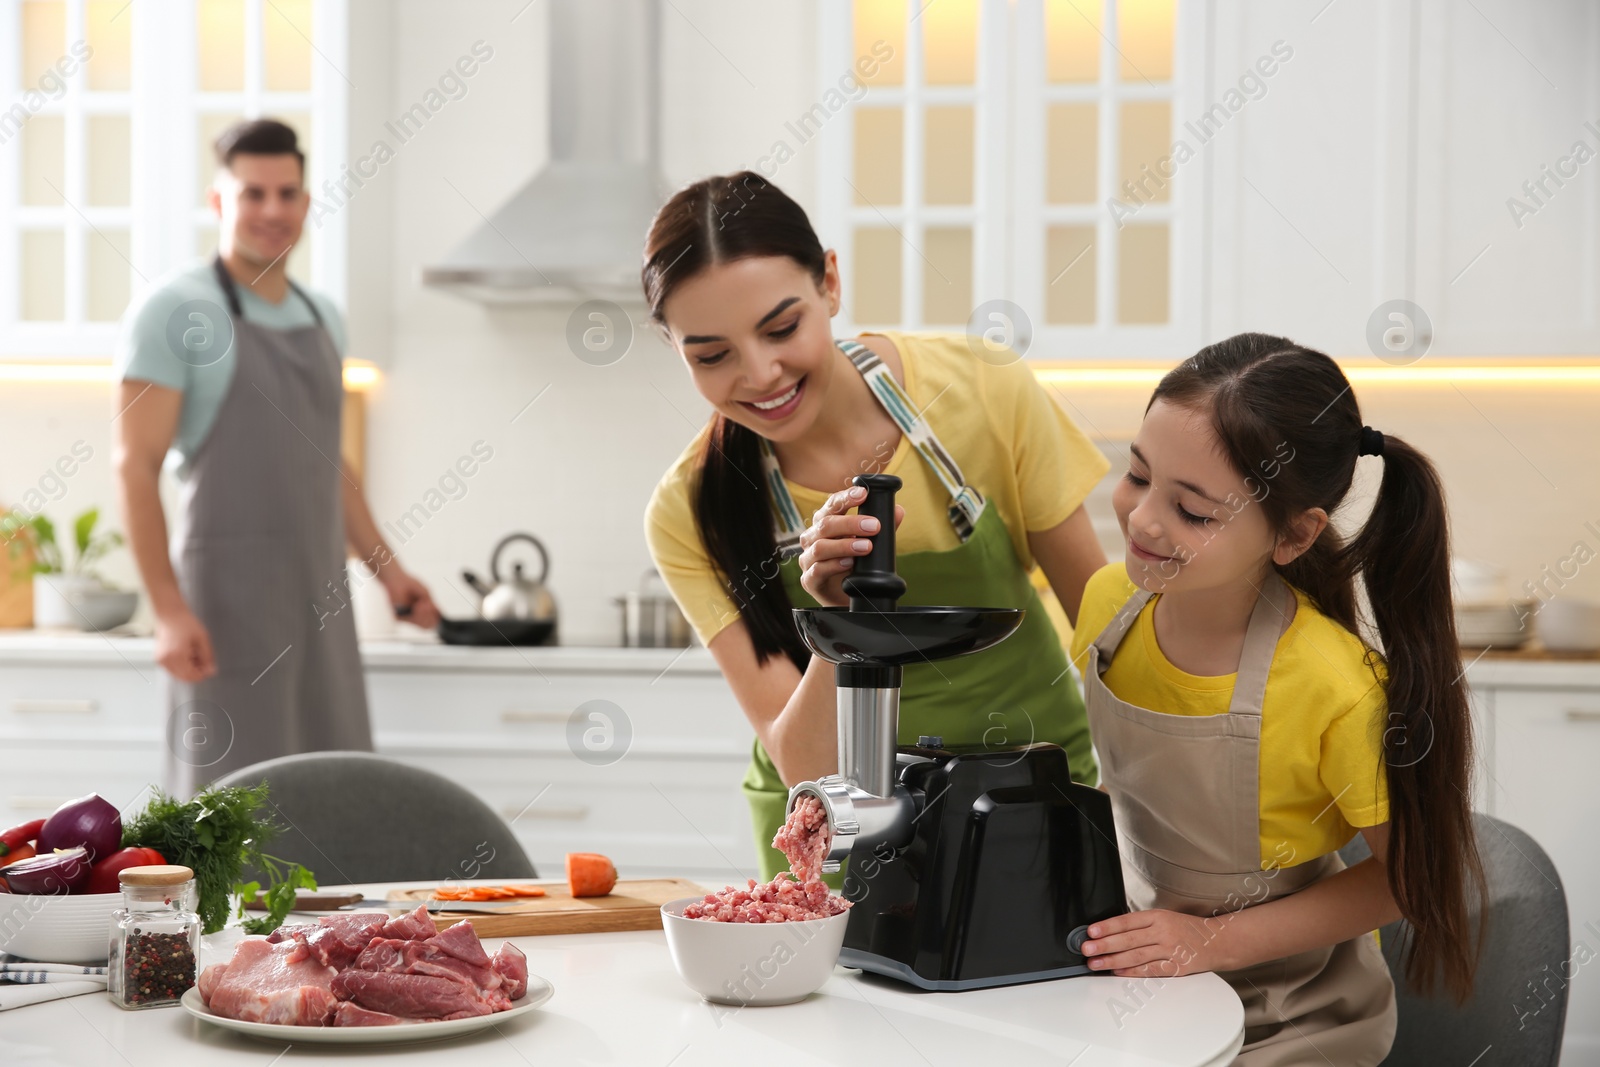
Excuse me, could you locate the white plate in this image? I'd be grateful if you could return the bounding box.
[179,975,553,1044]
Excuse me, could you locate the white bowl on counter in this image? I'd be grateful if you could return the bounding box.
[660,897,850,1006]
[0,891,120,964]
[1538,599,1600,653]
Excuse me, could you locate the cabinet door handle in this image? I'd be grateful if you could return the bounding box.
[501,804,589,821]
[1565,708,1600,723]
[500,709,570,724]
[11,699,97,715]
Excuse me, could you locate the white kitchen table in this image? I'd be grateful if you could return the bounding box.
[0,879,1245,1067]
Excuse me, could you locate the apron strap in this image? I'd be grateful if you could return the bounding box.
[759,338,988,555]
[1226,570,1294,719]
[212,253,324,327]
[1088,569,1293,721]
[1090,587,1154,668]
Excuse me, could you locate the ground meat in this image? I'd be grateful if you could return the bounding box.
[772,794,830,884]
[683,794,851,922]
[682,876,850,922]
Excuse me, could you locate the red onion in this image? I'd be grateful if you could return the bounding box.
[36,793,122,863]
[1,847,91,895]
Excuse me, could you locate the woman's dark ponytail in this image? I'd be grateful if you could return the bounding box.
[642,172,822,672]
[1153,333,1485,1002]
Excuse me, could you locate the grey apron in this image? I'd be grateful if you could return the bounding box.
[1084,571,1396,1066]
[163,256,371,795]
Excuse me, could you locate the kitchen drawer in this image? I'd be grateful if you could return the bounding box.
[0,740,164,831]
[0,664,164,740]
[366,669,749,754]
[1486,685,1600,1056]
[378,751,759,876]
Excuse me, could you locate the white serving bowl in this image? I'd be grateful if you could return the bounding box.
[660,897,850,1006]
[1538,599,1600,653]
[0,892,121,964]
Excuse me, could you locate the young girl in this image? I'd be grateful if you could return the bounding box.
[1069,333,1484,1065]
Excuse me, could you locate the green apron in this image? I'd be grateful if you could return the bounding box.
[740,339,1098,882]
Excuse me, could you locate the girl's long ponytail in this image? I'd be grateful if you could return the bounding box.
[1345,435,1487,1001]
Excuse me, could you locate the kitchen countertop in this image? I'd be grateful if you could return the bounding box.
[2,628,1597,686]
[0,628,721,674]
[0,878,1247,1066]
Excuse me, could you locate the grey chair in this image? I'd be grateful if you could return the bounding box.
[1338,812,1568,1066]
[214,751,536,885]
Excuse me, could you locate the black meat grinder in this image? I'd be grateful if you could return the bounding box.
[786,474,1127,991]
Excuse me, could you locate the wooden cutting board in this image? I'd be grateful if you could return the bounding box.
[387,879,705,937]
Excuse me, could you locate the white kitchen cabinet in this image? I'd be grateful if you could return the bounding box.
[1412,0,1600,355]
[1466,660,1600,1063]
[1205,1,1414,355]
[0,660,165,830]
[359,643,761,885]
[1476,676,1600,1064]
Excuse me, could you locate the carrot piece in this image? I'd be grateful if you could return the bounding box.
[566,853,617,898]
[506,885,547,897]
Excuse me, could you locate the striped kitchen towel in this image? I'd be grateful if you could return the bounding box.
[0,953,107,1010]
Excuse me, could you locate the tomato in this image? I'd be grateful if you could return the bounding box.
[82,847,167,895]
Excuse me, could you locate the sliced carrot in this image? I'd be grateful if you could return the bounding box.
[566,852,617,898]
[431,883,550,901]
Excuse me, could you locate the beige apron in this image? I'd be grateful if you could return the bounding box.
[1083,571,1395,1066]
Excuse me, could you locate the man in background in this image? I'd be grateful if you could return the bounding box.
[113,119,439,795]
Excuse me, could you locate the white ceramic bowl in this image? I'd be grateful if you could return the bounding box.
[660,897,850,1006]
[0,892,121,963]
[1538,599,1600,653]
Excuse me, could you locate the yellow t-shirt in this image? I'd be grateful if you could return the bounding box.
[645,331,1111,647]
[1068,563,1390,868]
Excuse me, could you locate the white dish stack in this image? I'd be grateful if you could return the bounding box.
[1451,559,1531,650]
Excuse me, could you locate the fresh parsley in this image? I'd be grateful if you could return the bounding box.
[121,781,318,935]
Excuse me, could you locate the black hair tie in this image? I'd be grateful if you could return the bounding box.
[1358,426,1386,457]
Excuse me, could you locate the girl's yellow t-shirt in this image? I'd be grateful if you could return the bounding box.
[1069,562,1391,867]
[645,331,1111,647]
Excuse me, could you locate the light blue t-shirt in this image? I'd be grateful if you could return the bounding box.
[114,259,347,475]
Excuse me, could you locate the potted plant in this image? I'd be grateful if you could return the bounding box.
[1,508,135,631]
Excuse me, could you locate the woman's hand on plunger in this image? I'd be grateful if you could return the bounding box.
[798,485,905,607]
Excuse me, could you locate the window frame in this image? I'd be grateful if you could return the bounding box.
[817,0,1209,359]
[0,0,347,359]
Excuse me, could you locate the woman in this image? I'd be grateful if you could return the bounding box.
[642,172,1110,879]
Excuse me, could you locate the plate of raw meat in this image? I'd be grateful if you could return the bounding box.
[182,905,553,1043]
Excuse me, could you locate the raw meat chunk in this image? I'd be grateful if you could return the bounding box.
[199,937,339,1025]
[379,904,438,941]
[491,943,529,1001]
[332,970,507,1018]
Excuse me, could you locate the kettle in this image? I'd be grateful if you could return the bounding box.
[463,533,558,626]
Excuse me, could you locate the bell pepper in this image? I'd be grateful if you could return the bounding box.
[0,819,45,858]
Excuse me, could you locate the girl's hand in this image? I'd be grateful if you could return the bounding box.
[797,485,905,607]
[1080,909,1230,977]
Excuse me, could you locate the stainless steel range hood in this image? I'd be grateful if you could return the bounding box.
[421,0,666,304]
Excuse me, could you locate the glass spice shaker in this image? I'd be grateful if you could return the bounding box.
[108,865,202,1010]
